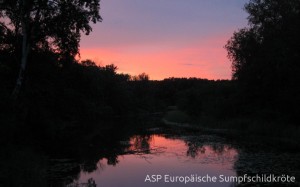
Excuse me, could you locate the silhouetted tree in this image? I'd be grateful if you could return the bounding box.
[225,0,300,116]
[0,0,102,99]
[131,72,149,81]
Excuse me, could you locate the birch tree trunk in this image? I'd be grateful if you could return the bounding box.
[11,0,30,100]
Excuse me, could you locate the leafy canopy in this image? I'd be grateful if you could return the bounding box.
[225,0,300,84]
[0,0,102,60]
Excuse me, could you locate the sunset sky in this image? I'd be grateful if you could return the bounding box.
[79,0,248,80]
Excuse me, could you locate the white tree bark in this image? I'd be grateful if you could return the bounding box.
[11,0,30,100]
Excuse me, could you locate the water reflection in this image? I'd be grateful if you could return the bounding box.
[3,125,299,187]
[72,134,238,187]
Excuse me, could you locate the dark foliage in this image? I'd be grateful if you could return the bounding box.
[1,0,300,186]
[225,0,300,121]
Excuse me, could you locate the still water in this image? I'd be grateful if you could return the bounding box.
[69,131,238,187]
[42,125,300,187]
[2,121,300,187]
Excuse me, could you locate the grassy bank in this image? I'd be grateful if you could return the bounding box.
[162,109,300,150]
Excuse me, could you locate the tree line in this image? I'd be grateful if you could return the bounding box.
[1,0,300,143]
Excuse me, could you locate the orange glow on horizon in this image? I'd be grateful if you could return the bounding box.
[79,35,232,80]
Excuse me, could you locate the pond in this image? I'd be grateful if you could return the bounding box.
[3,122,299,187]
[52,125,298,187]
[71,134,237,187]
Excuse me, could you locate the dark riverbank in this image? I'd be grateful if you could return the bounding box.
[163,109,300,151]
[1,58,299,187]
[2,119,299,187]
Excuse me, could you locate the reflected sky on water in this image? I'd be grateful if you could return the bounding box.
[75,134,238,187]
